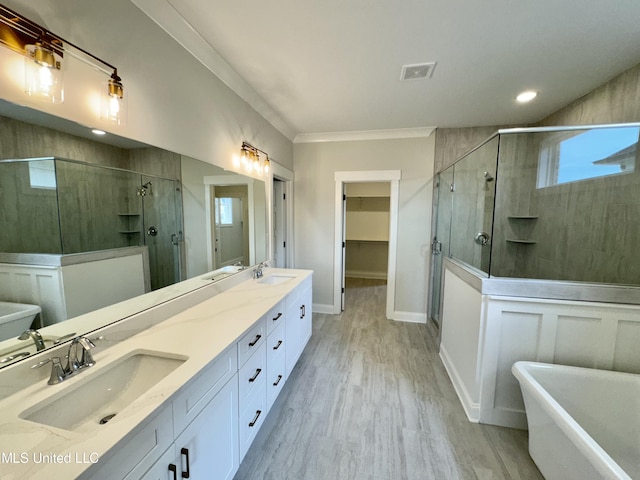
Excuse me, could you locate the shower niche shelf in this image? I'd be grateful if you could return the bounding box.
[118,213,142,240]
[506,239,537,244]
[507,215,538,220]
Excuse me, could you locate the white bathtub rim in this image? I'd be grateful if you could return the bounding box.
[512,361,633,480]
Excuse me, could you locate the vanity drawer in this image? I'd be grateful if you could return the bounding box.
[267,347,286,411]
[173,344,237,434]
[237,317,266,366]
[239,380,267,460]
[266,300,286,335]
[238,342,266,403]
[266,321,286,361]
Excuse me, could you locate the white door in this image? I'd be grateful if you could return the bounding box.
[273,178,286,267]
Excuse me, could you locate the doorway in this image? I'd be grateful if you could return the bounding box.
[334,170,401,318]
[211,185,249,268]
[271,163,294,269]
[343,182,390,308]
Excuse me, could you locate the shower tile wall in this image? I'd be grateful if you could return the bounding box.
[55,161,142,253]
[492,132,640,286]
[0,115,128,168]
[449,136,498,273]
[0,161,61,253]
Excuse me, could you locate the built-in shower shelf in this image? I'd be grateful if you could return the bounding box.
[507,216,538,220]
[506,239,537,244]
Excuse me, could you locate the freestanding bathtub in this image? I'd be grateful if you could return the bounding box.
[512,361,638,480]
[0,302,41,341]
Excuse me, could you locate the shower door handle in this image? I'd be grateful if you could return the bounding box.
[474,232,490,246]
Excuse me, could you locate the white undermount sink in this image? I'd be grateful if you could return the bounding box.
[257,274,296,285]
[20,351,187,433]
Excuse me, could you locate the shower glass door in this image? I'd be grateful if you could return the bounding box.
[141,176,183,290]
[429,168,454,328]
[449,136,499,274]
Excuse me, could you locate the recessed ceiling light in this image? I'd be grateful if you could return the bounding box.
[516,90,538,103]
[92,129,106,135]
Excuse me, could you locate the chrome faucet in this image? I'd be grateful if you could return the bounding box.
[253,262,267,279]
[18,329,46,351]
[67,336,96,372]
[32,335,96,385]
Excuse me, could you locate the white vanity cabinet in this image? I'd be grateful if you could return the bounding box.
[138,375,238,480]
[285,276,313,377]
[68,271,313,480]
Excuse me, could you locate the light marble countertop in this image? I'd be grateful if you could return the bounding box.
[0,267,312,480]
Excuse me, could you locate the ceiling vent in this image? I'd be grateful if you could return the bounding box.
[400,62,437,81]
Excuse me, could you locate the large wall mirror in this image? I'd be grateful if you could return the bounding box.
[0,99,268,368]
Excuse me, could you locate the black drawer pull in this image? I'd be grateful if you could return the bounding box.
[248,334,262,347]
[169,464,177,480]
[249,368,262,382]
[273,374,283,386]
[272,312,282,321]
[273,340,283,350]
[249,410,262,427]
[181,448,190,479]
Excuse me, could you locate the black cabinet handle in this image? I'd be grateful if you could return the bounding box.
[181,448,190,479]
[169,464,177,480]
[273,340,283,350]
[249,368,262,383]
[249,410,262,427]
[248,334,261,347]
[272,312,282,321]
[299,305,303,319]
[273,374,283,386]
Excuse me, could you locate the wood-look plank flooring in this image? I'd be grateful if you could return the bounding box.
[234,278,543,480]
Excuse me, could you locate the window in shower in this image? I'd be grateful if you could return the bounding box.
[28,158,57,190]
[536,126,639,188]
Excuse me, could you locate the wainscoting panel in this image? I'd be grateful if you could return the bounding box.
[479,297,640,428]
[0,264,66,327]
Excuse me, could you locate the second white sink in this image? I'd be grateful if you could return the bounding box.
[257,274,296,285]
[21,351,186,433]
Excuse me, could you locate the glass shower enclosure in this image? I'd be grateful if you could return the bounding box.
[0,157,183,291]
[429,123,640,327]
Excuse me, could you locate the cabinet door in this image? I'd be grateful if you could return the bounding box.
[136,447,176,480]
[173,374,239,480]
[285,293,302,378]
[300,282,313,350]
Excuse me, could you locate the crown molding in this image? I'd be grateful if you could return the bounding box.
[294,127,436,144]
[132,0,296,141]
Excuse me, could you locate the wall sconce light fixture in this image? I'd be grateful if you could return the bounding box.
[0,3,126,124]
[235,141,271,176]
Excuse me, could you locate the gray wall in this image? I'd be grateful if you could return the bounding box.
[293,135,435,317]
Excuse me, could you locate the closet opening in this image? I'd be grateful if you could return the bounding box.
[343,182,390,310]
[334,170,401,319]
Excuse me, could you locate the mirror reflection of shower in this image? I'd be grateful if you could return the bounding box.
[137,181,152,196]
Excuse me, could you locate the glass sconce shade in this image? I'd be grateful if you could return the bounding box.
[24,43,64,103]
[101,73,126,125]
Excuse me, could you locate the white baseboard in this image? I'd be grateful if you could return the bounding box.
[439,345,480,423]
[346,270,387,280]
[392,311,427,324]
[312,303,335,314]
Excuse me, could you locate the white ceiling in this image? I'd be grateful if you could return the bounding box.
[6,0,640,143]
[133,0,640,140]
